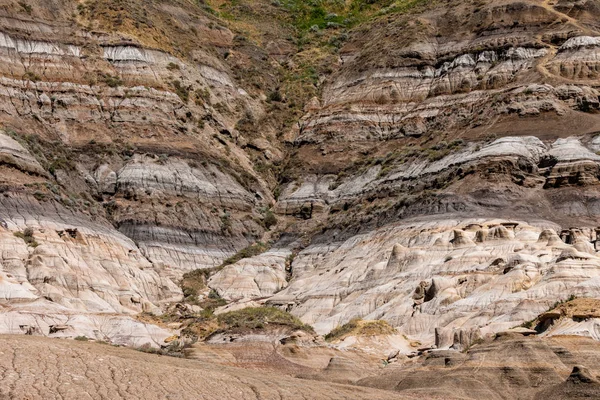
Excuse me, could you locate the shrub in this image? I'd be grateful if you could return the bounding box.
[220,212,232,233]
[13,228,39,247]
[23,71,40,82]
[18,2,32,14]
[171,80,190,103]
[263,210,278,229]
[98,73,123,88]
[325,318,360,341]
[181,269,211,299]
[268,90,283,102]
[74,336,89,341]
[157,154,169,164]
[31,191,47,201]
[273,185,281,200]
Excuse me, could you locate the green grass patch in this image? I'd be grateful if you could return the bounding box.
[278,0,399,33]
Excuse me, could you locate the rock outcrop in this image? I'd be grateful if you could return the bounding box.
[209,247,291,301]
[268,220,600,343]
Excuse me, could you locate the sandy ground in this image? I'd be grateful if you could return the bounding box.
[0,335,407,400]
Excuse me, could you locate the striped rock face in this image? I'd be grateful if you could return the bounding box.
[1,0,600,358]
[0,1,279,344]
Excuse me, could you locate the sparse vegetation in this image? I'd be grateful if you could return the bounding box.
[263,210,278,229]
[277,0,425,34]
[285,253,296,281]
[217,306,314,333]
[181,269,212,300]
[221,242,270,267]
[543,294,579,317]
[267,90,283,102]
[98,73,123,88]
[134,341,188,358]
[325,318,360,341]
[18,1,32,14]
[13,228,39,248]
[324,318,395,341]
[157,154,169,164]
[170,80,190,103]
[520,295,579,329]
[23,71,40,82]
[220,211,232,233]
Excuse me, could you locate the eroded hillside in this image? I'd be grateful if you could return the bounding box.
[0,0,600,378]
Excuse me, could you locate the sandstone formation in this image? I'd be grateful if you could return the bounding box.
[357,334,600,399]
[209,247,291,301]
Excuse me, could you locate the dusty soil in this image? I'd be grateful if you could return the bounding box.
[0,335,406,400]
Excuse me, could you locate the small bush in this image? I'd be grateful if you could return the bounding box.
[98,73,123,88]
[171,80,190,103]
[180,269,226,311]
[14,227,39,247]
[181,268,212,299]
[23,71,40,82]
[166,62,180,71]
[220,211,232,233]
[263,210,278,229]
[18,2,32,14]
[157,154,169,164]
[267,90,283,102]
[74,335,89,341]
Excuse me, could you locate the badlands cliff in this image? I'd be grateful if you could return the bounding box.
[0,0,600,398]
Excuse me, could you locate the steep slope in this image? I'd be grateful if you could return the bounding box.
[0,0,289,343]
[281,0,600,229]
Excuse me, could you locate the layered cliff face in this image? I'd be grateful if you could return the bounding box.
[211,0,600,344]
[0,0,288,344]
[283,0,600,227]
[1,0,600,354]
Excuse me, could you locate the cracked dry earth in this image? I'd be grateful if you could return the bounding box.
[0,336,407,400]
